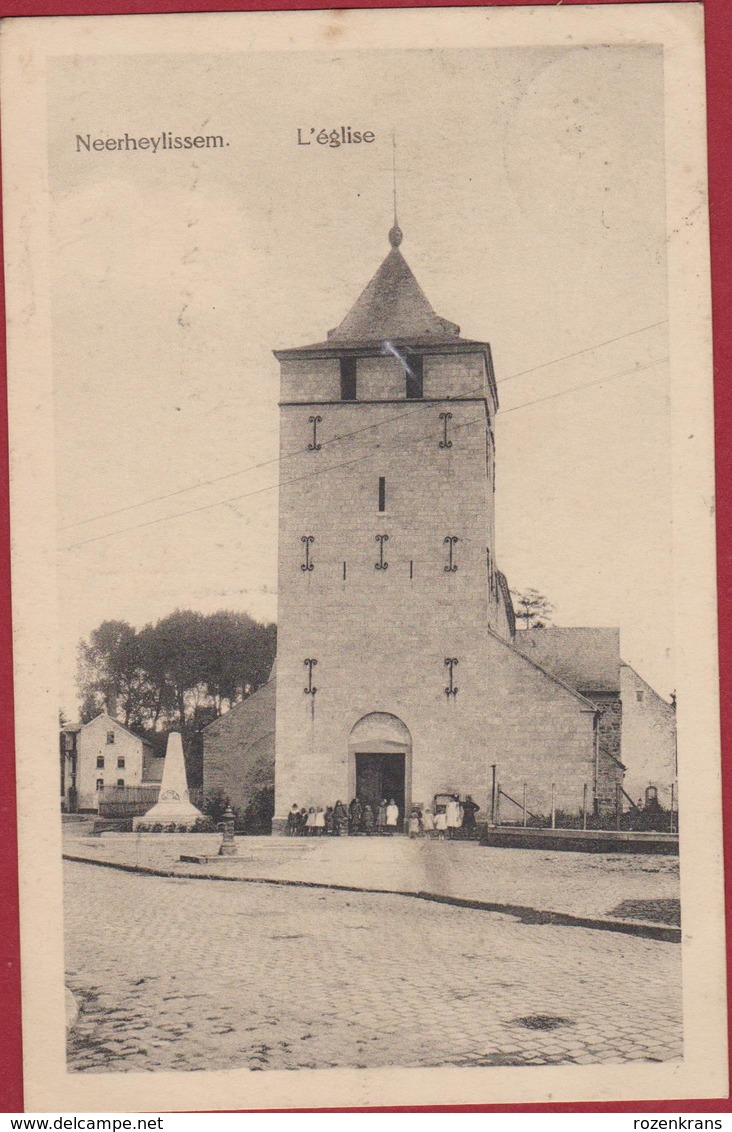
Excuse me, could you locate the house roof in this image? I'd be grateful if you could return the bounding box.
[514,628,621,694]
[491,628,599,710]
[61,711,154,747]
[620,662,673,707]
[275,225,489,356]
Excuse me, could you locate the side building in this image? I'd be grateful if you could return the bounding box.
[60,711,159,813]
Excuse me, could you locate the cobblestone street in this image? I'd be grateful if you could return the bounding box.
[65,860,682,1074]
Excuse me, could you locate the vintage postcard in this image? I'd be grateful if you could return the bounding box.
[1,2,726,1112]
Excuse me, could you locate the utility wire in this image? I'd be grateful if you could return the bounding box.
[58,319,668,533]
[499,356,667,416]
[61,356,667,553]
[496,320,667,385]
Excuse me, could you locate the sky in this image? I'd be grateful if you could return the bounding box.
[48,43,672,716]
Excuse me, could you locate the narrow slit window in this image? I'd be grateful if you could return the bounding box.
[406,356,424,399]
[340,357,357,401]
[378,477,386,513]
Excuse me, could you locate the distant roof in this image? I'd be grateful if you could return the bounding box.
[276,225,490,356]
[514,628,621,694]
[61,711,153,747]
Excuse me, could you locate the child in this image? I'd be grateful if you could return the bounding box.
[386,799,399,834]
[408,810,420,839]
[297,807,308,836]
[363,804,375,835]
[434,809,448,840]
[305,806,317,835]
[377,798,388,834]
[421,806,435,837]
[314,806,326,835]
[324,806,335,835]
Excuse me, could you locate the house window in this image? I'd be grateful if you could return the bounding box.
[636,690,645,703]
[117,778,125,788]
[378,477,386,513]
[405,356,423,399]
[117,757,125,769]
[96,755,104,769]
[340,358,357,400]
[106,730,115,744]
[96,778,103,791]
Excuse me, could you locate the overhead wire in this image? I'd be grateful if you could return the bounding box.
[58,319,668,533]
[61,355,668,552]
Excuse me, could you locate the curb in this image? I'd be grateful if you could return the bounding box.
[62,852,681,943]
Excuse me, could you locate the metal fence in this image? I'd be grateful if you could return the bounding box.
[489,773,678,834]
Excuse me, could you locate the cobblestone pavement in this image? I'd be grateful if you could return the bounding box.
[63,824,679,926]
[65,861,682,1074]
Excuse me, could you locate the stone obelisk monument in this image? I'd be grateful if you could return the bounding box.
[133,731,203,830]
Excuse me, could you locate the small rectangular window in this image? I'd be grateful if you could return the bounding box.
[378,477,386,513]
[340,357,357,400]
[96,778,103,791]
[406,356,424,399]
[117,778,125,788]
[96,755,104,769]
[636,690,645,703]
[117,756,125,769]
[106,730,115,744]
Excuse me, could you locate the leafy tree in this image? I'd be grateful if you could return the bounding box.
[76,619,150,725]
[76,609,277,741]
[510,588,554,630]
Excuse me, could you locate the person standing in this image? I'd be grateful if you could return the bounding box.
[363,804,375,835]
[349,796,363,835]
[445,796,462,839]
[314,806,326,835]
[421,806,435,838]
[434,808,447,840]
[462,795,480,838]
[287,804,300,836]
[377,798,388,834]
[386,798,399,834]
[334,799,348,836]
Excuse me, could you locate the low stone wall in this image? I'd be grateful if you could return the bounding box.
[481,826,678,855]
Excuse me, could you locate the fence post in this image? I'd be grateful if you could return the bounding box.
[550,783,556,830]
[582,783,588,830]
[490,764,497,825]
[495,782,501,827]
[522,782,528,828]
[615,783,621,830]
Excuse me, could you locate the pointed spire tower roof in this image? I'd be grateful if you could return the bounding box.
[275,221,491,358]
[326,224,461,346]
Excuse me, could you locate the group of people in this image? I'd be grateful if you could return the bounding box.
[405,795,481,839]
[286,795,481,838]
[287,798,401,836]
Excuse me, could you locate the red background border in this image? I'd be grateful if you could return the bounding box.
[0,0,729,1113]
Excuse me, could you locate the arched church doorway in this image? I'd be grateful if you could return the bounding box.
[349,713,412,830]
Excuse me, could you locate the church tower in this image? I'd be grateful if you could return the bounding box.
[271,223,514,832]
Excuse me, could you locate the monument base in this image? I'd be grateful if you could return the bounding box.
[133,799,203,831]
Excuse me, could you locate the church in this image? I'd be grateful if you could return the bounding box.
[204,221,675,831]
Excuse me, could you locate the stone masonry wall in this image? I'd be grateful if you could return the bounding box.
[203,680,276,813]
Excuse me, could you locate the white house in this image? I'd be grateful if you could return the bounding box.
[60,712,158,813]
